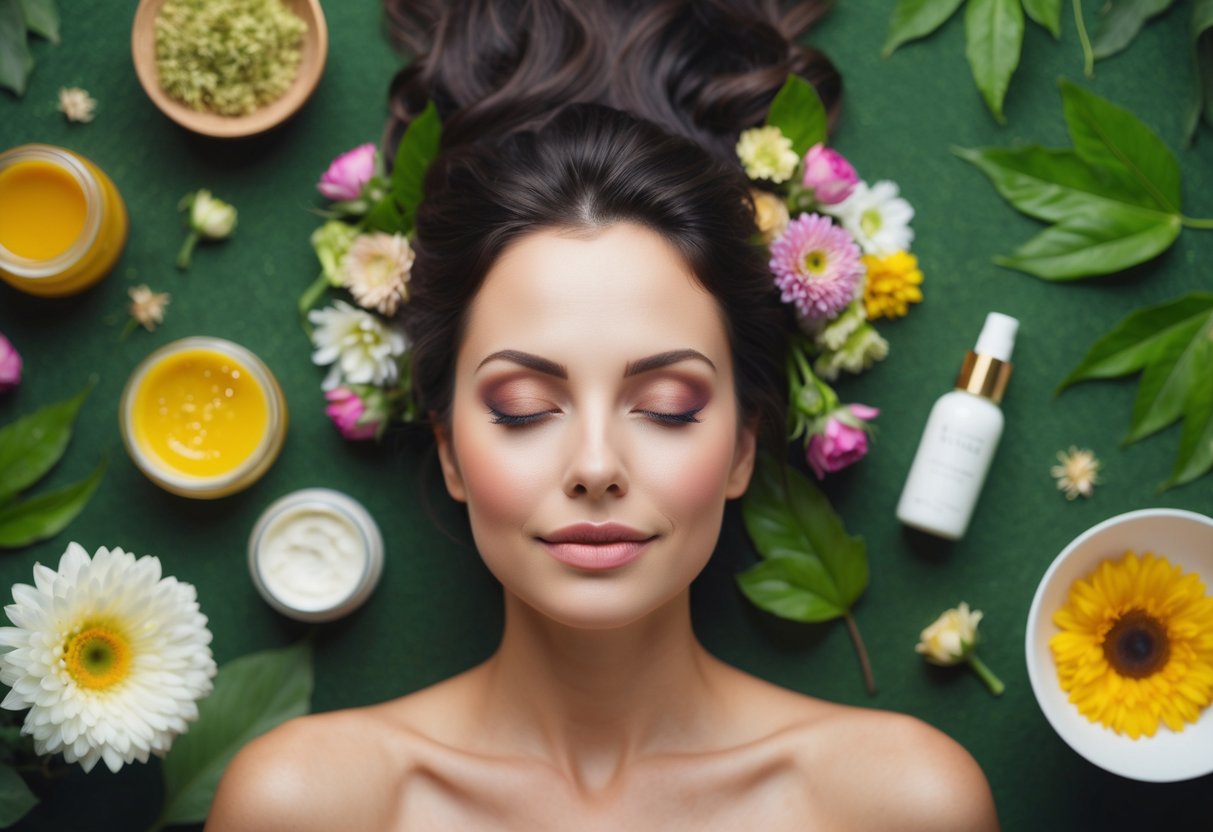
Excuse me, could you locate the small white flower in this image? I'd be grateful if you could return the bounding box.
[824,180,914,255]
[1051,446,1101,500]
[128,285,171,332]
[736,126,800,184]
[309,300,407,391]
[187,190,237,240]
[57,87,97,123]
[916,602,983,666]
[0,543,216,773]
[342,232,414,316]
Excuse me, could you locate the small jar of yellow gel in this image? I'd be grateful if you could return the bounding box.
[0,144,129,297]
[120,337,288,499]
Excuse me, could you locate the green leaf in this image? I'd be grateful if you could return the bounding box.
[1022,0,1062,38]
[1092,0,1173,60]
[0,457,105,549]
[994,203,1180,279]
[362,193,405,234]
[764,75,827,158]
[737,455,868,623]
[1185,0,1213,145]
[1060,79,1180,213]
[1059,293,1213,487]
[882,0,967,57]
[953,145,1163,221]
[0,0,32,97]
[737,555,846,622]
[957,84,1188,279]
[18,0,55,43]
[964,0,1025,123]
[157,641,314,829]
[0,763,37,827]
[391,99,442,233]
[0,383,92,505]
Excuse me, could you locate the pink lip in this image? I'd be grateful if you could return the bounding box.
[539,523,655,571]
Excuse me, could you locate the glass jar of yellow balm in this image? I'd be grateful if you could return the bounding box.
[0,144,128,297]
[120,337,288,499]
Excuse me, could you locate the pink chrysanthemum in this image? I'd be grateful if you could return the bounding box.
[769,213,864,322]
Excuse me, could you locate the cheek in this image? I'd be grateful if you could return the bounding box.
[641,422,738,520]
[451,409,548,534]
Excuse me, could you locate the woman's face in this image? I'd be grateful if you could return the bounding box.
[436,223,756,630]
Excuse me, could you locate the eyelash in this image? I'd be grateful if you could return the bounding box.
[487,407,702,427]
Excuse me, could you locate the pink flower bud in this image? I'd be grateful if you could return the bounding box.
[0,334,21,393]
[317,143,377,202]
[806,403,878,479]
[801,143,859,206]
[324,386,380,441]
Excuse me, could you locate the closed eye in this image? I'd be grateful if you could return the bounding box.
[637,408,702,426]
[488,406,555,427]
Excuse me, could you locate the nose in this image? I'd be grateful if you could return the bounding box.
[563,410,628,499]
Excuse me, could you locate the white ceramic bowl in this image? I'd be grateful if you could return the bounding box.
[1025,508,1213,782]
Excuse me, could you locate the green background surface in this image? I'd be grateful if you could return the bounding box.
[1,1,1211,830]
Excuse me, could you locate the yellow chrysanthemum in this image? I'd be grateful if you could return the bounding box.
[861,251,923,320]
[1050,551,1213,739]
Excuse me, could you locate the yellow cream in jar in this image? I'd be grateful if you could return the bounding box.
[0,144,128,297]
[121,337,287,498]
[131,348,268,478]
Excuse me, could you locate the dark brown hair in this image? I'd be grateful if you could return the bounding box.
[385,0,840,438]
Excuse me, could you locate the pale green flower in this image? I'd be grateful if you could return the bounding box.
[813,321,888,381]
[311,220,360,287]
[735,126,799,184]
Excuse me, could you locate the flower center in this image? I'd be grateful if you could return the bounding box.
[803,249,827,275]
[63,624,132,690]
[1103,608,1170,679]
[860,208,883,238]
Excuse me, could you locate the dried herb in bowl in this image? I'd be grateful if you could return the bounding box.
[154,0,307,117]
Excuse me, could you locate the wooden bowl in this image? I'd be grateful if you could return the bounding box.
[131,0,328,139]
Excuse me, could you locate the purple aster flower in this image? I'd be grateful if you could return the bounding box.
[769,213,864,322]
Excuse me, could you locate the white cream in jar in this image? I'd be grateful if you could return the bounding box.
[249,488,383,622]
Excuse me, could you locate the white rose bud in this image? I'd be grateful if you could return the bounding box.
[915,602,982,666]
[189,190,237,239]
[177,190,238,270]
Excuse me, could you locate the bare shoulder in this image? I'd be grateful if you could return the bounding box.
[205,706,418,832]
[784,698,999,832]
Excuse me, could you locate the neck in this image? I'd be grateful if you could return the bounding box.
[472,587,724,795]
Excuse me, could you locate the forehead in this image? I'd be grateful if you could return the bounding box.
[460,224,730,364]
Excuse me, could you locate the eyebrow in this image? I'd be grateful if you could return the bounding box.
[475,348,716,378]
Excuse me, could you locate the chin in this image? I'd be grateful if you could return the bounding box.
[510,581,688,631]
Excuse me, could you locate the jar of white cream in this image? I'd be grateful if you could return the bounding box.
[248,488,384,622]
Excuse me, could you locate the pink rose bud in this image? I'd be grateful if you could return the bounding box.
[324,386,380,441]
[0,333,21,393]
[801,143,859,205]
[806,403,878,479]
[317,143,377,202]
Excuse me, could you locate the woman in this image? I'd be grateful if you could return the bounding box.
[208,1,998,828]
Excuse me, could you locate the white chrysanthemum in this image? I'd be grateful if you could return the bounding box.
[0,543,216,774]
[824,180,914,255]
[309,299,408,391]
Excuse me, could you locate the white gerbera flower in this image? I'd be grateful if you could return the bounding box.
[309,299,408,391]
[0,543,216,773]
[824,180,914,255]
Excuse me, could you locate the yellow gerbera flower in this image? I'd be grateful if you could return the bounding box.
[1050,551,1213,739]
[861,251,923,320]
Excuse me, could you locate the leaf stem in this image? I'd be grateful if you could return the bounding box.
[1181,215,1213,230]
[966,653,1005,696]
[1072,0,1094,79]
[176,231,199,271]
[843,611,876,696]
